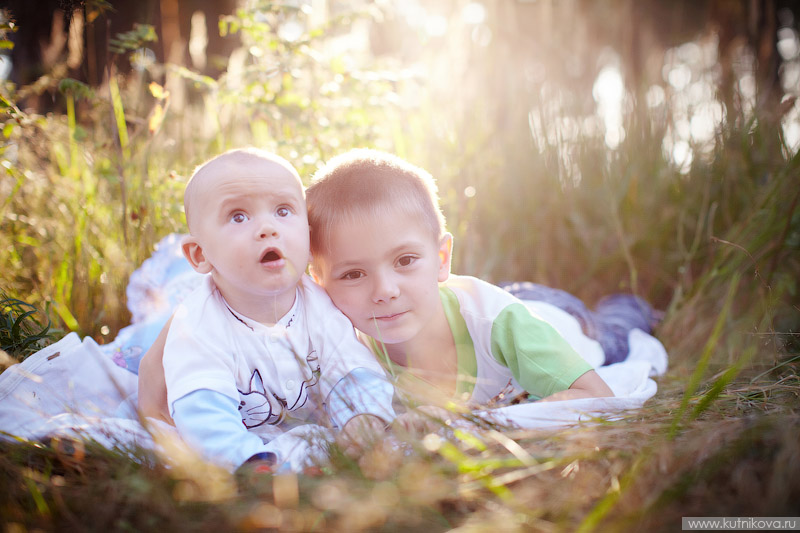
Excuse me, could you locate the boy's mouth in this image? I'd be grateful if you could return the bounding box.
[374,311,407,321]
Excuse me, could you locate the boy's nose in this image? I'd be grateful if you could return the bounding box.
[372,273,400,303]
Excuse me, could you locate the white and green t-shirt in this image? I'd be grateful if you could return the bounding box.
[368,275,594,407]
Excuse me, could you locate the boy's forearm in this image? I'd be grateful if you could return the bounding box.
[538,370,614,402]
[137,317,174,425]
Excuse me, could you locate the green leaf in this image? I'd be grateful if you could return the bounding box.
[53,301,79,333]
[0,294,52,358]
[110,23,158,54]
[668,272,741,439]
[73,125,88,142]
[58,78,94,100]
[330,56,346,75]
[10,310,37,343]
[168,65,217,89]
[690,345,757,420]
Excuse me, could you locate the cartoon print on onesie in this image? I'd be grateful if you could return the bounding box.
[238,369,285,428]
[286,350,321,410]
[236,349,322,428]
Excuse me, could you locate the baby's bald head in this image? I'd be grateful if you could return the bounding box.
[184,148,302,233]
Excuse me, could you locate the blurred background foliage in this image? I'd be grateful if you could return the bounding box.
[1,2,800,529]
[0,0,798,373]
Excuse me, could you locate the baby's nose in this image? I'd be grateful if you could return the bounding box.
[256,218,278,238]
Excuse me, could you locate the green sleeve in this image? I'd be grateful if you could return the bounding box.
[489,303,593,400]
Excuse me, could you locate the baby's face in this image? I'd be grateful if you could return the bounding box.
[189,156,310,305]
[313,208,451,346]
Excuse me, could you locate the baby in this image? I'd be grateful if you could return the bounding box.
[154,148,394,470]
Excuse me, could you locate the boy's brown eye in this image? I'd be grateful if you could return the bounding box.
[397,255,415,267]
[342,271,363,280]
[231,212,248,223]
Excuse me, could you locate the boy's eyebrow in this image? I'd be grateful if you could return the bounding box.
[385,240,427,255]
[330,240,428,270]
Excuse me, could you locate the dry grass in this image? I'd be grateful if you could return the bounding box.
[2,348,797,532]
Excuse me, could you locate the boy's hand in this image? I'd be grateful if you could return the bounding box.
[338,414,386,458]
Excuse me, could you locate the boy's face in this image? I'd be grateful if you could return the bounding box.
[184,157,310,309]
[313,208,451,345]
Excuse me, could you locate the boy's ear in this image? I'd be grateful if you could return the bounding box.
[437,232,453,282]
[308,262,322,284]
[308,253,319,283]
[308,255,325,285]
[181,235,213,274]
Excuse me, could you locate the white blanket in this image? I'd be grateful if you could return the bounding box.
[0,235,668,469]
[0,333,153,449]
[0,326,667,469]
[475,328,666,427]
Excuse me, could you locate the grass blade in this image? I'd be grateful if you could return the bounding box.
[668,272,741,439]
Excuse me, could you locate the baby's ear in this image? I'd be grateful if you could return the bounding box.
[181,235,213,274]
[437,233,453,282]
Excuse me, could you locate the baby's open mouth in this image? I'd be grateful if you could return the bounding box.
[261,249,282,263]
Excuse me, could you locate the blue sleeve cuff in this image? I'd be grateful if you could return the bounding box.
[324,367,396,428]
[172,389,271,470]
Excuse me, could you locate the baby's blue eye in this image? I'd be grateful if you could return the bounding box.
[231,212,249,223]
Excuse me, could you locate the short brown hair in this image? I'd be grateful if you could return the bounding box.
[307,149,446,257]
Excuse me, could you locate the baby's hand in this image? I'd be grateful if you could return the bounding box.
[338,414,386,458]
[236,451,279,475]
[392,405,452,437]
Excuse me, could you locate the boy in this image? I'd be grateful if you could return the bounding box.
[148,148,394,471]
[305,149,614,408]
